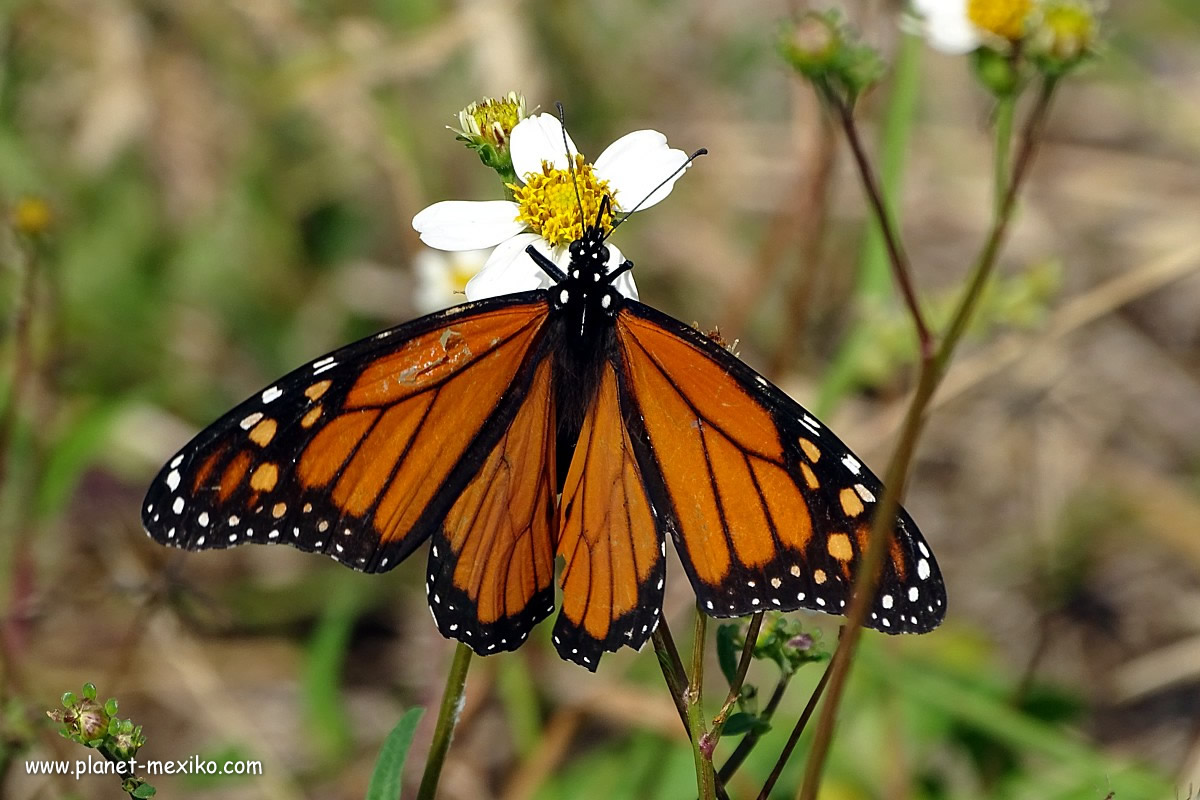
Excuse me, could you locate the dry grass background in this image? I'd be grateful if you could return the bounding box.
[2,0,1199,798]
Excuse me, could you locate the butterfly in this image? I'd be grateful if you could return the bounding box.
[143,200,946,672]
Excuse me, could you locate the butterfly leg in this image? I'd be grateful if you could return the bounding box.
[524,244,568,282]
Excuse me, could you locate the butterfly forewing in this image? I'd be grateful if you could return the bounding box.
[615,302,946,634]
[142,294,553,577]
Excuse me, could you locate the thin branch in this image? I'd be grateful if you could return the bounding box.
[710,612,765,738]
[795,76,1060,800]
[652,620,690,729]
[828,87,933,360]
[687,611,716,800]
[417,642,474,800]
[717,672,792,783]
[757,654,835,800]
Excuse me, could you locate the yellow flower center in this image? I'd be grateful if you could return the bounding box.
[967,0,1034,41]
[459,92,526,148]
[510,155,618,247]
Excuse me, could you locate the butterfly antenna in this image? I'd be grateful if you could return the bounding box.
[605,147,707,240]
[556,102,587,234]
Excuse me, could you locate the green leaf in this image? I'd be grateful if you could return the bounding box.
[365,707,424,800]
[131,782,157,798]
[716,624,741,685]
[722,712,770,738]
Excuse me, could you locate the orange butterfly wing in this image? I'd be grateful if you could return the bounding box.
[614,303,946,634]
[425,356,558,653]
[553,363,665,670]
[143,295,553,578]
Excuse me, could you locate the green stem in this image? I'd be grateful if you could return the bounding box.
[709,612,764,739]
[993,95,1016,216]
[417,642,473,800]
[652,621,689,730]
[816,31,923,415]
[794,75,1059,800]
[687,611,715,800]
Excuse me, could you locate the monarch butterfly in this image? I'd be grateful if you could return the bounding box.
[143,198,946,672]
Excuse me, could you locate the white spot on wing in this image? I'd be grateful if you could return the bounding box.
[166,470,181,491]
[172,497,185,514]
[262,386,283,404]
[169,455,184,469]
[841,454,862,475]
[918,558,931,580]
[854,483,875,502]
[240,412,263,430]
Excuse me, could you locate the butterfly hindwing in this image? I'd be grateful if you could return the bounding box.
[142,293,553,576]
[553,362,666,671]
[614,302,946,634]
[425,355,559,655]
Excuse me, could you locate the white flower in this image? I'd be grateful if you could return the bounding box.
[412,247,489,313]
[412,113,692,303]
[910,0,1035,54]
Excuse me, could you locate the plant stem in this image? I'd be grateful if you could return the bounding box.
[830,89,932,359]
[717,672,792,783]
[757,655,834,800]
[417,642,473,800]
[795,75,1059,800]
[710,612,764,739]
[687,611,716,800]
[652,620,690,730]
[993,95,1016,216]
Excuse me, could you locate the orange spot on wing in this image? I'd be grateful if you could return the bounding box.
[192,445,228,493]
[799,437,821,462]
[218,451,252,501]
[249,418,277,447]
[301,405,322,428]
[305,380,332,401]
[800,462,820,490]
[250,463,279,492]
[827,532,853,562]
[839,487,865,518]
[814,568,827,584]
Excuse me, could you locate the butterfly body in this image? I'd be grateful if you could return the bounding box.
[144,223,946,671]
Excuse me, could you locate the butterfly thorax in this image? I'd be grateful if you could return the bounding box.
[549,226,626,355]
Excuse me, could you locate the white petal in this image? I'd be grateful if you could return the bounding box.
[511,113,579,181]
[602,243,639,301]
[464,233,552,301]
[594,130,690,212]
[909,0,980,53]
[412,200,524,250]
[413,248,489,313]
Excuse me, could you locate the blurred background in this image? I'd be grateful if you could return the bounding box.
[2,0,1199,797]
